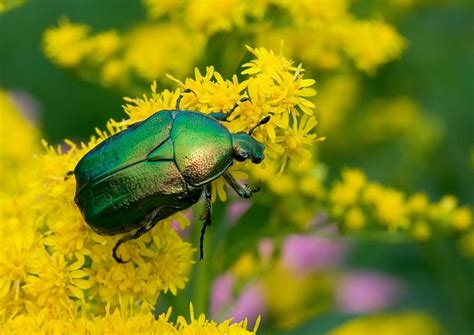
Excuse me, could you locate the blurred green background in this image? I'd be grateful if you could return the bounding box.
[1,1,473,334]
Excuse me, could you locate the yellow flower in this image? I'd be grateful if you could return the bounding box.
[232,252,257,280]
[0,90,39,193]
[342,20,406,74]
[451,207,472,231]
[263,264,333,329]
[0,302,258,334]
[143,0,186,19]
[345,207,366,230]
[407,193,429,215]
[43,18,91,67]
[177,303,259,334]
[411,220,431,241]
[125,24,204,81]
[373,188,408,230]
[329,169,367,208]
[328,312,444,335]
[184,0,248,35]
[26,253,91,312]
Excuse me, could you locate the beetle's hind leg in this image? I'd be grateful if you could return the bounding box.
[199,184,212,260]
[112,206,179,263]
[176,88,196,110]
[223,172,259,199]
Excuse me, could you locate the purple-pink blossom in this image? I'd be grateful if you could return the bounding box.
[281,234,349,275]
[336,271,403,313]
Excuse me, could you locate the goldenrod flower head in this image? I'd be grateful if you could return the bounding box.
[328,312,444,335]
[143,0,186,19]
[407,193,430,215]
[451,207,472,231]
[42,20,204,88]
[411,220,432,241]
[0,90,39,193]
[342,20,407,74]
[185,0,248,35]
[327,169,473,241]
[279,0,350,24]
[1,302,258,334]
[330,169,367,208]
[177,303,259,334]
[125,24,204,81]
[43,18,91,67]
[345,207,366,230]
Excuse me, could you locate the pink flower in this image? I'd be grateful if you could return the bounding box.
[258,238,274,263]
[336,272,403,313]
[227,200,251,226]
[281,234,349,275]
[210,272,235,318]
[230,282,267,328]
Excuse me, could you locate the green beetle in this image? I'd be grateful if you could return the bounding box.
[73,91,269,263]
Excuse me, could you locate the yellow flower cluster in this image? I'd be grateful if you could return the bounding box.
[1,302,258,334]
[257,0,406,74]
[0,47,318,331]
[329,311,444,335]
[43,18,204,89]
[0,90,39,194]
[328,169,473,241]
[42,0,405,92]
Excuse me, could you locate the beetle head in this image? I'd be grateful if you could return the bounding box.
[232,133,265,163]
[231,116,270,164]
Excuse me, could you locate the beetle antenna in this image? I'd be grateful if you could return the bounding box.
[248,115,271,135]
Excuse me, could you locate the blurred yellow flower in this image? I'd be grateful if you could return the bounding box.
[327,169,473,240]
[0,90,39,193]
[43,18,91,67]
[329,312,444,335]
[345,207,366,230]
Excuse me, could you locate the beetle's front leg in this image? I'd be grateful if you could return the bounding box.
[223,172,259,199]
[64,170,74,181]
[208,97,250,122]
[176,88,196,110]
[199,184,212,260]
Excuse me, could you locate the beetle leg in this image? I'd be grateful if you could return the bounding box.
[112,206,179,263]
[209,97,251,122]
[199,184,212,260]
[64,170,74,181]
[223,172,259,199]
[176,88,196,110]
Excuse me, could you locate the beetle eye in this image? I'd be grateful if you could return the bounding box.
[236,152,248,162]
